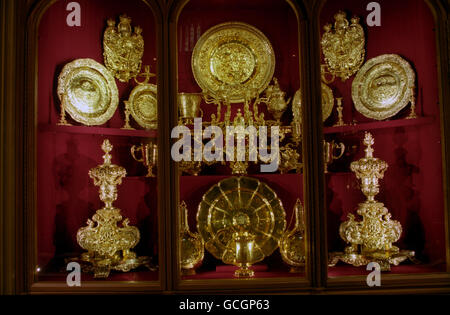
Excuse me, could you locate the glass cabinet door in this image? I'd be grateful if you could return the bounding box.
[33,0,162,289]
[173,0,309,288]
[317,0,448,281]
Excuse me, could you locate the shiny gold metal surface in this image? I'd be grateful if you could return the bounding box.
[131,142,157,177]
[74,140,151,278]
[103,15,144,82]
[321,11,365,82]
[192,22,275,103]
[279,199,306,273]
[352,54,415,120]
[292,83,334,124]
[265,78,291,122]
[178,93,203,125]
[57,58,119,126]
[323,140,345,173]
[197,176,286,277]
[179,201,204,275]
[329,132,414,271]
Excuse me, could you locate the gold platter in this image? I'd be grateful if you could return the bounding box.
[192,22,275,103]
[292,83,334,122]
[352,54,415,120]
[126,83,157,129]
[196,176,286,268]
[57,58,119,126]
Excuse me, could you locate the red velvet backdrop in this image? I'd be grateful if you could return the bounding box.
[37,0,159,274]
[321,0,446,264]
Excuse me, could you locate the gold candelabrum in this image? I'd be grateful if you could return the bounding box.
[329,132,415,271]
[179,201,204,275]
[279,199,306,273]
[131,141,157,177]
[73,139,152,278]
[177,77,300,176]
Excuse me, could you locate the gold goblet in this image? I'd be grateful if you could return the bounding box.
[131,142,157,177]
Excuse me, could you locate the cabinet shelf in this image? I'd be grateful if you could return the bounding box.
[324,116,434,135]
[38,123,157,138]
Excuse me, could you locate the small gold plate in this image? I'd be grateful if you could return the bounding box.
[196,176,286,265]
[127,83,157,129]
[352,54,415,120]
[192,22,275,103]
[292,83,334,122]
[58,58,119,126]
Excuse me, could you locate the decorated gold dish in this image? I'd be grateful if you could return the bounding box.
[196,176,286,277]
[352,54,415,120]
[57,58,119,126]
[292,83,334,123]
[192,22,275,103]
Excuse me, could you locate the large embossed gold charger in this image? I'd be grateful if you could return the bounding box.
[58,58,119,126]
[192,22,275,103]
[197,176,286,276]
[352,54,415,120]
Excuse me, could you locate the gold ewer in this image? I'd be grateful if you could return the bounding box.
[131,142,157,177]
[279,199,306,273]
[179,201,204,275]
[323,140,345,173]
[178,93,203,125]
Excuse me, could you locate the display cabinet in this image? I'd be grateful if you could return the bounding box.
[1,0,449,294]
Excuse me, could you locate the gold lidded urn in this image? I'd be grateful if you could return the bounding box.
[279,199,306,273]
[329,132,414,271]
[179,201,204,275]
[72,139,151,278]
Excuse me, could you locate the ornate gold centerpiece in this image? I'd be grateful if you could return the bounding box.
[131,141,157,177]
[103,15,144,83]
[329,132,414,271]
[179,201,204,275]
[279,199,306,273]
[74,139,151,278]
[321,11,365,82]
[197,176,286,277]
